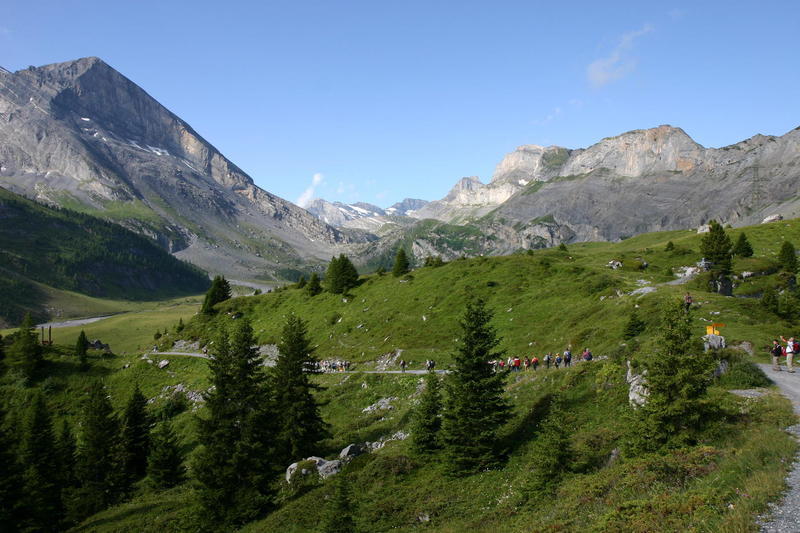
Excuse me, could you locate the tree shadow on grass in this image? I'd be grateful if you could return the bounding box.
[498,392,554,458]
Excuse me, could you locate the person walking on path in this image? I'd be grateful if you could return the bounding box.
[524,357,530,371]
[582,348,593,362]
[513,356,521,372]
[555,354,562,368]
[400,359,407,373]
[772,340,785,371]
[780,336,798,373]
[563,350,572,368]
[684,292,693,312]
[532,356,539,371]
[544,353,551,369]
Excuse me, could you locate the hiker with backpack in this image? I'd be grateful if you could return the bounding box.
[780,335,798,373]
[563,349,572,368]
[544,353,551,369]
[771,340,785,371]
[582,348,593,361]
[532,356,539,371]
[554,353,562,368]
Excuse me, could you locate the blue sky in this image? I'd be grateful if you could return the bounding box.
[2,1,799,207]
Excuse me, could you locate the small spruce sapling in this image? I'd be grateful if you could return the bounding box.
[392,248,410,277]
[732,232,753,257]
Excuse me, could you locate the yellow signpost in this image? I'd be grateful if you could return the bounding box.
[706,323,725,335]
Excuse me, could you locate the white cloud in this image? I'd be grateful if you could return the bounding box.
[296,172,324,208]
[587,24,653,88]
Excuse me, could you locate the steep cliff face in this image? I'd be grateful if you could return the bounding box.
[405,124,800,248]
[0,57,354,280]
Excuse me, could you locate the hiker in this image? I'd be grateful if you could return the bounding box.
[400,359,407,373]
[554,354,562,368]
[513,356,521,372]
[582,348,593,361]
[524,357,530,371]
[430,359,435,370]
[544,353,551,369]
[780,335,798,373]
[499,359,505,371]
[684,292,693,312]
[771,340,784,371]
[563,350,572,368]
[531,356,539,371]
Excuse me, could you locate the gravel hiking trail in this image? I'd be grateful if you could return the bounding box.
[757,363,800,532]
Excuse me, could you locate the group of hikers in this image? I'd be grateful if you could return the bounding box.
[771,336,800,373]
[490,348,593,372]
[316,359,351,373]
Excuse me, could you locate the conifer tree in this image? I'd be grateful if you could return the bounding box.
[71,381,120,519]
[20,393,63,531]
[76,329,88,369]
[622,309,646,339]
[628,300,715,454]
[327,255,359,294]
[779,241,797,273]
[6,313,42,380]
[194,320,276,527]
[320,475,356,533]
[0,404,22,531]
[699,220,733,275]
[306,272,323,296]
[526,399,571,495]
[411,371,442,455]
[119,384,151,486]
[55,419,77,493]
[296,276,307,289]
[392,247,410,277]
[201,275,232,314]
[147,421,185,489]
[558,243,568,252]
[441,297,509,474]
[273,315,328,465]
[732,232,754,257]
[761,287,779,314]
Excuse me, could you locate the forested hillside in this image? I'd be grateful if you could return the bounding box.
[0,187,209,326]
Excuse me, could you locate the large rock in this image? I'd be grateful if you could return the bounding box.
[285,456,342,483]
[703,334,727,351]
[339,443,367,462]
[626,361,648,408]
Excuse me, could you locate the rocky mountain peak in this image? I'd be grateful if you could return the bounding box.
[491,144,570,184]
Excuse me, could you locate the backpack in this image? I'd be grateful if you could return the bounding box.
[793,341,800,354]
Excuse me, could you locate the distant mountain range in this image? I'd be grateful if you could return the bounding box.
[312,124,800,264]
[2,57,799,279]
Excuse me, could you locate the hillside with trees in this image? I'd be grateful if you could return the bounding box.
[0,187,209,326]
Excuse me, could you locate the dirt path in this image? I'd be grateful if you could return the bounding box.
[37,315,115,329]
[756,363,800,532]
[155,351,448,373]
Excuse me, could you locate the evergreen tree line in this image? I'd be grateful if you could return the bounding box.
[194,314,327,529]
[0,382,184,532]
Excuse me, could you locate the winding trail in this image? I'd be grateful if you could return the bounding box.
[757,364,800,532]
[154,351,448,373]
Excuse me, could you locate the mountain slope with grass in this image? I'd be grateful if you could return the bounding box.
[3,218,800,532]
[0,186,208,326]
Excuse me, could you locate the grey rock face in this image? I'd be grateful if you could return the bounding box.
[0,57,358,280]
[402,124,800,254]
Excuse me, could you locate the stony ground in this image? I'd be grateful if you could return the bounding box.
[757,364,800,533]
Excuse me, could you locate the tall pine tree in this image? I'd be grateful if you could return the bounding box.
[699,220,733,275]
[411,371,442,455]
[118,384,151,490]
[326,255,359,294]
[19,393,63,532]
[392,247,410,277]
[55,419,77,497]
[306,272,323,296]
[0,404,21,531]
[194,319,276,527]
[779,241,798,273]
[732,232,754,257]
[201,275,232,314]
[6,313,42,380]
[273,315,328,465]
[76,330,89,369]
[320,475,357,533]
[628,300,715,454]
[147,421,185,489]
[441,297,509,474]
[70,381,120,520]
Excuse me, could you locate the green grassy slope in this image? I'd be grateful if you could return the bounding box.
[6,218,799,532]
[0,186,209,326]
